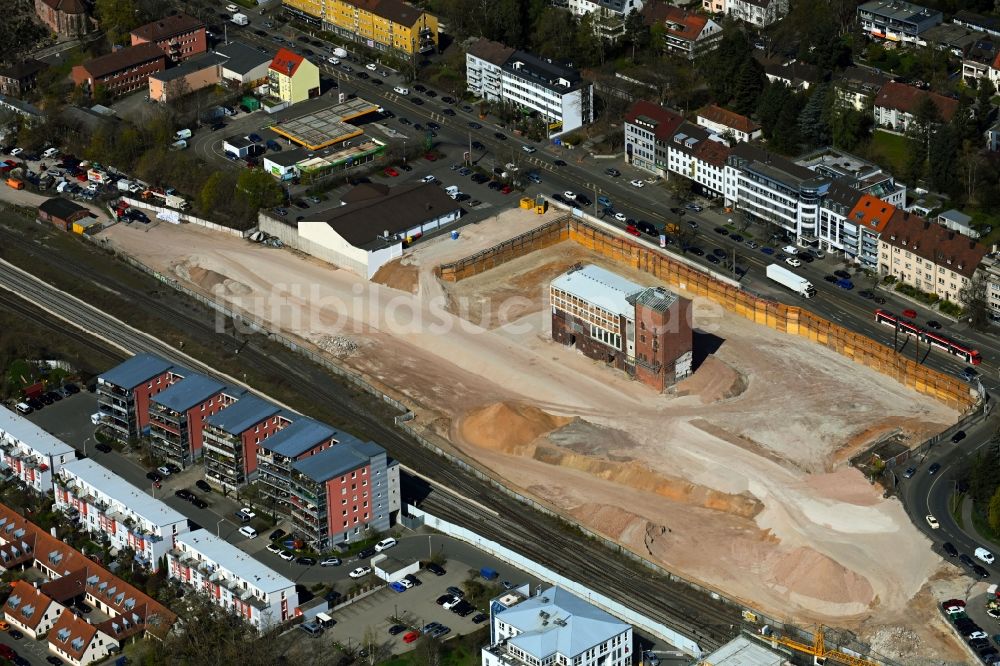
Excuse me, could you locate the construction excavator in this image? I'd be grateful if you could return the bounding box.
[744,625,883,666]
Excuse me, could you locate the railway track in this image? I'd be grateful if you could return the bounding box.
[0,233,741,652]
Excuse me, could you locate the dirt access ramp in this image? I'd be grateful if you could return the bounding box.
[99,214,963,659]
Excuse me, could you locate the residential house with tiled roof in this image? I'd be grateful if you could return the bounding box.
[666,121,731,197]
[878,210,988,303]
[726,0,789,27]
[873,81,959,132]
[643,4,722,59]
[70,43,167,99]
[267,49,319,106]
[130,13,207,63]
[4,580,63,639]
[47,608,116,666]
[841,194,896,267]
[696,104,761,143]
[623,99,685,177]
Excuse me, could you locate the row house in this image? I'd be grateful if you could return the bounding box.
[857,0,942,44]
[53,459,188,571]
[256,416,339,514]
[643,5,722,60]
[147,374,235,468]
[167,529,297,630]
[4,580,62,639]
[96,354,178,442]
[623,100,685,178]
[0,504,175,664]
[666,122,730,198]
[202,394,286,492]
[130,13,207,64]
[466,39,594,135]
[696,104,760,143]
[70,43,167,99]
[879,211,988,303]
[918,23,987,58]
[954,10,1000,39]
[0,407,75,494]
[287,438,398,549]
[874,81,959,132]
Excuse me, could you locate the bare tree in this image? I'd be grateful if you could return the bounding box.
[960,271,991,330]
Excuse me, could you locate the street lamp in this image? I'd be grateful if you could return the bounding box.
[217,518,226,538]
[83,437,90,457]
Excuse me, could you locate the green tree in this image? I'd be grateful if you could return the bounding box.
[756,82,794,140]
[960,271,991,331]
[706,25,751,102]
[830,106,873,151]
[989,485,1000,535]
[927,121,960,198]
[198,172,228,214]
[95,0,141,45]
[623,9,649,61]
[530,7,576,61]
[236,169,283,211]
[731,59,765,116]
[574,13,605,66]
[770,96,804,154]
[976,78,995,134]
[798,83,833,148]
[970,440,1000,507]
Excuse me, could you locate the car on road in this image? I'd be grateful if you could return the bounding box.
[521,145,536,153]
[714,227,728,235]
[837,279,854,290]
[403,631,420,643]
[902,467,916,478]
[960,553,975,567]
[472,141,485,150]
[833,270,851,279]
[976,547,995,564]
[943,543,959,557]
[926,515,939,529]
[320,556,341,567]
[196,480,212,493]
[760,247,775,255]
[685,203,702,212]
[174,489,195,502]
[430,626,451,638]
[398,577,414,590]
[421,175,436,183]
[614,212,627,222]
[296,556,317,566]
[427,121,441,130]
[706,255,721,264]
[785,257,801,268]
[629,179,644,188]
[951,430,966,443]
[858,290,874,299]
[824,275,838,283]
[688,247,705,256]
[191,497,209,509]
[383,167,399,177]
[472,613,488,624]
[969,631,991,640]
[728,233,742,242]
[46,657,64,665]
[349,566,372,578]
[637,221,658,236]
[926,320,942,329]
[902,308,918,318]
[625,224,641,237]
[605,168,621,177]
[928,462,941,475]
[390,581,407,593]
[95,442,113,453]
[269,529,286,541]
[279,550,294,561]
[146,471,163,483]
[443,596,462,610]
[494,132,507,140]
[553,159,567,167]
[156,466,172,476]
[468,121,483,129]
[8,629,23,639]
[272,207,287,216]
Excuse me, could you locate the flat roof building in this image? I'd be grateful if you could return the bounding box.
[96,353,178,442]
[202,394,286,491]
[0,406,76,494]
[53,459,188,571]
[857,0,943,44]
[148,374,235,468]
[550,265,693,392]
[167,529,297,630]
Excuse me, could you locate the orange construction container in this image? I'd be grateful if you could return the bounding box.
[6,178,24,190]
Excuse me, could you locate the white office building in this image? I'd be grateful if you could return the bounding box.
[53,459,188,571]
[0,407,76,494]
[466,39,594,136]
[167,529,298,630]
[482,586,632,666]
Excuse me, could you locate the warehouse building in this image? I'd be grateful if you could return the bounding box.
[550,265,693,392]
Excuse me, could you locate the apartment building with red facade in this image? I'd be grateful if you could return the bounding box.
[147,375,238,469]
[130,13,207,64]
[71,43,166,99]
[95,353,178,443]
[202,394,286,490]
[255,416,339,516]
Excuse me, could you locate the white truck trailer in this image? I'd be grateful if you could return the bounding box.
[766,263,816,298]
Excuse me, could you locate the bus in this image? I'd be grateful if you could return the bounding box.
[873,309,981,365]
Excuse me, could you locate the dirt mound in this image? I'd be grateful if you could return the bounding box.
[372,258,418,294]
[173,260,251,295]
[770,547,875,607]
[673,355,746,404]
[459,402,573,454]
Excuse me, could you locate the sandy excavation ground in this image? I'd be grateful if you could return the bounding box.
[102,211,968,660]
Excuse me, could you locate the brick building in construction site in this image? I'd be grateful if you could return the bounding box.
[549,264,693,391]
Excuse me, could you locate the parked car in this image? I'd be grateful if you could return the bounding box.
[902,467,916,478]
[943,542,959,557]
[320,556,341,567]
[349,566,372,578]
[928,463,941,475]
[192,498,208,509]
[174,489,195,502]
[196,480,212,493]
[95,442,113,453]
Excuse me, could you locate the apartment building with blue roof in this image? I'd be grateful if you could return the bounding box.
[148,374,240,468]
[96,353,178,442]
[202,394,287,491]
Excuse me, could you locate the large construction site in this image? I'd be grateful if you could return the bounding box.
[101,207,976,661]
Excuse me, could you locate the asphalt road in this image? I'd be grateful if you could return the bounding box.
[901,405,1000,582]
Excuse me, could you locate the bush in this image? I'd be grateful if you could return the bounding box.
[939,300,964,317]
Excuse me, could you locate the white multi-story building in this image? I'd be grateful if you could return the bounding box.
[726,0,789,27]
[564,0,644,41]
[53,459,188,571]
[482,586,632,666]
[0,407,76,494]
[466,39,594,136]
[624,100,685,177]
[167,529,298,630]
[980,254,1000,319]
[666,122,731,198]
[857,0,943,44]
[696,104,761,143]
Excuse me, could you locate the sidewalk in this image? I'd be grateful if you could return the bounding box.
[961,496,996,547]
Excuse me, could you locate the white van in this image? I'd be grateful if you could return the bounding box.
[90,412,103,425]
[42,148,59,159]
[393,86,409,95]
[238,525,258,539]
[976,547,995,564]
[15,402,32,415]
[782,245,799,255]
[226,3,238,12]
